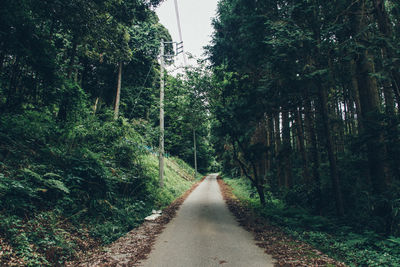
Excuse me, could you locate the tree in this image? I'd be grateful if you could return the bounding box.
[207,0,400,233]
[163,63,214,174]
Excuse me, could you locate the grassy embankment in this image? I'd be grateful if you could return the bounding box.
[223,177,400,267]
[0,110,200,266]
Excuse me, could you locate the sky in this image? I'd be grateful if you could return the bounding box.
[155,0,218,69]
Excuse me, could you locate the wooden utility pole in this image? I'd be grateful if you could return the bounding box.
[193,129,197,179]
[159,40,165,187]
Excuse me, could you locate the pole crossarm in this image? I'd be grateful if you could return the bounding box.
[162,41,185,57]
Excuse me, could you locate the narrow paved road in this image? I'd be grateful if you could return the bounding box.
[140,174,274,267]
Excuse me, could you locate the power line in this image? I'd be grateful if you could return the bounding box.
[174,0,188,66]
[129,60,156,118]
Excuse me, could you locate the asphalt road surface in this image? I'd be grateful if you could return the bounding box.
[140,174,275,267]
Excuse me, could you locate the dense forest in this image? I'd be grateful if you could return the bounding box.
[2,0,400,265]
[205,0,400,264]
[207,0,400,232]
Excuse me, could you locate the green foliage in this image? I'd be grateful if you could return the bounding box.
[0,108,197,265]
[207,0,400,237]
[225,176,400,266]
[0,0,202,265]
[88,198,149,244]
[141,154,194,208]
[163,65,215,174]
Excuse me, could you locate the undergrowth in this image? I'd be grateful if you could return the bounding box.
[224,177,400,267]
[0,110,196,266]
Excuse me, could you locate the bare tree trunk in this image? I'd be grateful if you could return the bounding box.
[350,60,364,131]
[274,113,282,188]
[193,129,197,179]
[67,41,78,79]
[0,52,4,73]
[304,99,320,181]
[304,97,322,214]
[345,88,356,135]
[336,95,346,154]
[93,97,99,114]
[114,62,122,120]
[57,39,79,122]
[282,110,292,188]
[356,52,390,189]
[255,182,266,206]
[252,119,268,187]
[6,56,20,108]
[373,0,400,111]
[317,82,345,216]
[266,115,274,174]
[352,0,390,192]
[295,107,310,183]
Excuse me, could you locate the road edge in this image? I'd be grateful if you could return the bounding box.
[70,176,207,266]
[217,178,347,267]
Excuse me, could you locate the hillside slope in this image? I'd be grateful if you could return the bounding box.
[0,111,198,266]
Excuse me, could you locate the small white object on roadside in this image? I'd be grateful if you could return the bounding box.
[152,210,162,214]
[145,214,162,221]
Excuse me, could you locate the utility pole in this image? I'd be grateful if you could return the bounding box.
[193,129,197,179]
[159,40,165,187]
[158,38,184,187]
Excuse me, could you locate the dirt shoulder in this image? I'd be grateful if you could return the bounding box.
[217,178,347,267]
[67,177,206,267]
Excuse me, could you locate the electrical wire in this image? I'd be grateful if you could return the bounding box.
[129,59,156,118]
[174,0,188,66]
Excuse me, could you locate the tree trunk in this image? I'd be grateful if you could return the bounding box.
[193,129,198,178]
[6,56,20,108]
[345,87,356,135]
[0,52,4,73]
[372,0,400,109]
[350,60,364,131]
[335,95,346,154]
[351,0,390,193]
[255,183,266,206]
[282,110,292,188]
[93,97,100,114]
[317,82,345,216]
[251,159,266,206]
[356,51,390,190]
[304,98,320,182]
[274,113,282,188]
[266,115,274,175]
[304,97,322,214]
[114,62,122,120]
[295,107,310,183]
[67,40,78,79]
[57,39,79,122]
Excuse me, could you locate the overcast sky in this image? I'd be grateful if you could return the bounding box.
[155,0,218,68]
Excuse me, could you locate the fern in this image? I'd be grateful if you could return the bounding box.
[45,179,70,194]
